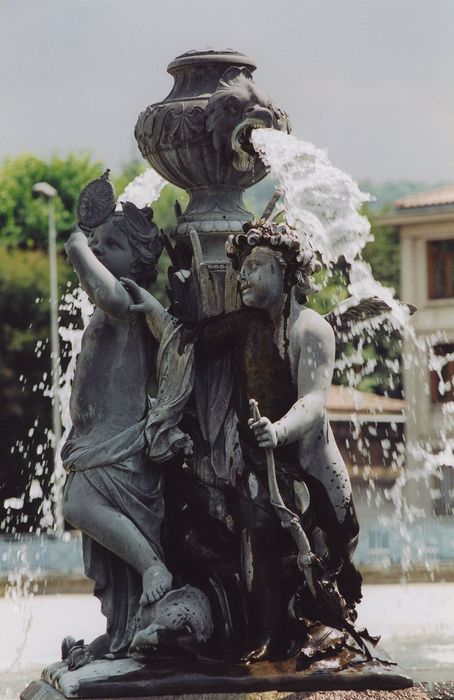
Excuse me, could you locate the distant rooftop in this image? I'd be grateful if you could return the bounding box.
[327,384,405,421]
[395,185,454,209]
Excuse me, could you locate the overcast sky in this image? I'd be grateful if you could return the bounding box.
[1,0,453,183]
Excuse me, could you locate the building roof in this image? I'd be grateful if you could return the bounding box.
[326,384,406,419]
[395,185,454,210]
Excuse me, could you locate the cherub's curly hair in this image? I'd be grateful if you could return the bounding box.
[226,221,321,303]
[110,202,164,287]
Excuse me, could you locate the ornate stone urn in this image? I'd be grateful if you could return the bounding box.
[135,49,290,235]
[135,49,290,319]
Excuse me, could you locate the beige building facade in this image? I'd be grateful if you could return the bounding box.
[378,187,454,566]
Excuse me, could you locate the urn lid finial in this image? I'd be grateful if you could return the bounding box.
[168,48,256,75]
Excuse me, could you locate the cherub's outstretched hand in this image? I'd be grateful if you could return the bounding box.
[65,228,89,259]
[121,277,169,341]
[120,277,155,313]
[67,227,88,243]
[248,415,278,449]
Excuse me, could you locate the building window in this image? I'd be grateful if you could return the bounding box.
[432,465,454,516]
[430,343,454,403]
[427,239,454,299]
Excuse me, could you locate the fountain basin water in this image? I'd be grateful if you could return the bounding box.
[3,584,453,699]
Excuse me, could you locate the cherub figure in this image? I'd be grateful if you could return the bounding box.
[122,221,362,663]
[61,174,172,662]
[221,223,361,660]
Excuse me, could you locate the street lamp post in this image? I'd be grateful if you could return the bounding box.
[32,182,63,531]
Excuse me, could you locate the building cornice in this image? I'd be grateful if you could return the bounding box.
[374,209,454,227]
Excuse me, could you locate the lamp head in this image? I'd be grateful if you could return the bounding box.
[32,182,58,199]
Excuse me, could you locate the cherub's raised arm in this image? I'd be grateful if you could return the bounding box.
[120,277,173,342]
[65,230,132,320]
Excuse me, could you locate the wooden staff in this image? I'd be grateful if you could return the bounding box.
[249,399,317,598]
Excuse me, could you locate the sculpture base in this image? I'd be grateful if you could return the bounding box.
[21,649,413,699]
[21,682,431,700]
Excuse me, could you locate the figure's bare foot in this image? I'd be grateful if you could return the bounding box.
[140,563,173,606]
[61,636,94,670]
[67,646,95,670]
[61,635,78,661]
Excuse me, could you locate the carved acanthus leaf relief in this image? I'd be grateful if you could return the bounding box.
[137,103,206,155]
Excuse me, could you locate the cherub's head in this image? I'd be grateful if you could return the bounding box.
[226,221,321,308]
[89,202,164,286]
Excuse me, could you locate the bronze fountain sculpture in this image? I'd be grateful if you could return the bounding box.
[23,49,413,699]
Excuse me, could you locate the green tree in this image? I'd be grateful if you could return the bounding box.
[363,206,400,297]
[0,246,74,530]
[153,182,188,232]
[0,153,104,249]
[361,212,403,397]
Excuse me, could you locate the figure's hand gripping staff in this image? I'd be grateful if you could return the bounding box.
[249,399,317,598]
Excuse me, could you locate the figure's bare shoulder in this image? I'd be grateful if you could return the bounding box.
[290,306,335,351]
[289,307,335,392]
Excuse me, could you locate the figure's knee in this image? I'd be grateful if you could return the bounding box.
[62,473,99,529]
[62,487,92,530]
[62,499,79,529]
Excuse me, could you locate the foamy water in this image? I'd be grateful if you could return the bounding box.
[252,127,454,565]
[252,129,372,265]
[116,167,165,210]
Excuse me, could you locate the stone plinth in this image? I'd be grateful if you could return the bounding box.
[20,649,414,700]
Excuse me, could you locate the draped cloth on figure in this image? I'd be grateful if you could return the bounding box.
[64,454,164,655]
[61,319,195,655]
[62,319,195,471]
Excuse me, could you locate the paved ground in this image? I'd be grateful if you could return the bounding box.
[2,583,453,699]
